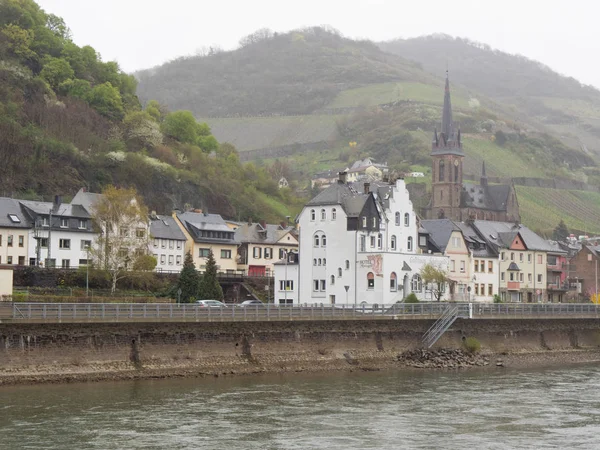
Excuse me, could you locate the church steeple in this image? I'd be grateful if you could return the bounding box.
[442,72,453,139]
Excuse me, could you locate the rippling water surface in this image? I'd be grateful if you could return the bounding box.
[2,365,600,449]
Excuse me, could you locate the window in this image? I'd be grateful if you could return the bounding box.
[0,235,2,246]
[360,235,366,252]
[391,235,397,250]
[78,219,87,229]
[519,273,524,282]
[528,273,532,282]
[313,280,319,291]
[390,272,397,291]
[404,213,410,227]
[154,238,159,248]
[59,239,70,249]
[519,253,524,262]
[488,284,493,296]
[419,235,426,247]
[280,280,294,291]
[370,236,376,248]
[18,235,23,247]
[199,248,210,257]
[318,258,322,266]
[79,259,89,266]
[474,284,479,295]
[8,214,20,223]
[474,260,479,272]
[511,252,514,261]
[136,228,146,238]
[338,268,342,277]
[345,260,350,270]
[321,209,326,220]
[320,280,326,291]
[314,235,320,247]
[395,212,400,226]
[169,240,174,249]
[332,208,337,220]
[412,274,422,292]
[501,252,505,261]
[362,217,367,228]
[160,254,166,264]
[61,259,70,269]
[7,256,12,264]
[161,239,166,249]
[81,240,91,250]
[177,241,182,250]
[372,217,377,228]
[450,260,456,272]
[452,237,460,248]
[168,255,174,265]
[310,209,315,221]
[253,247,262,258]
[313,258,317,266]
[221,249,232,259]
[120,227,129,237]
[279,248,286,259]
[439,160,445,182]
[41,216,49,227]
[367,272,375,290]
[18,256,24,265]
[176,255,182,265]
[488,261,493,273]
[40,238,48,248]
[264,248,272,259]
[537,274,542,283]
[538,255,543,264]
[377,234,382,249]
[321,235,326,247]
[454,165,459,182]
[330,275,335,285]
[60,218,68,228]
[7,235,13,247]
[501,273,505,281]
[323,258,326,265]
[407,236,413,251]
[528,254,532,263]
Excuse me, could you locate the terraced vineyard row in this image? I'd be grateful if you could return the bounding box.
[515,186,600,234]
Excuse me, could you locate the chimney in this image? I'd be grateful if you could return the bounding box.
[280,221,286,229]
[338,171,347,184]
[53,195,62,210]
[150,210,157,220]
[364,182,370,194]
[260,220,266,229]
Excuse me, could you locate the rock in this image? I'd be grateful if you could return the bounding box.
[496,362,504,367]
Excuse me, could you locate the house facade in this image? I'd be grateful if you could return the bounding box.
[273,251,299,305]
[174,211,238,272]
[149,214,187,272]
[0,198,30,266]
[569,244,600,300]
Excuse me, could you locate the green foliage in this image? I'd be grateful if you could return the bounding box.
[87,82,124,120]
[198,249,224,301]
[494,130,507,146]
[493,294,502,303]
[40,56,73,89]
[553,219,569,242]
[133,254,157,271]
[403,293,419,303]
[463,337,481,354]
[420,264,449,302]
[161,110,207,145]
[176,252,200,303]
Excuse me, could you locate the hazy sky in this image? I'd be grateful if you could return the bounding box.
[36,0,600,88]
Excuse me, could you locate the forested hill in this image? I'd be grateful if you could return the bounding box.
[0,0,301,222]
[135,27,439,116]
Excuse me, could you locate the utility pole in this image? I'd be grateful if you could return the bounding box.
[284,249,288,305]
[47,208,52,268]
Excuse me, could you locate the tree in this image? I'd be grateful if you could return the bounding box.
[420,263,449,302]
[87,82,124,120]
[176,251,200,303]
[553,219,569,242]
[133,254,157,271]
[197,249,224,300]
[40,56,74,89]
[161,110,198,144]
[494,130,507,146]
[90,186,149,294]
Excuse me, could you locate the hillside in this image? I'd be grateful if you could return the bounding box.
[0,0,302,223]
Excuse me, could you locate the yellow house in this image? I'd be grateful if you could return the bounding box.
[173,211,238,272]
[0,198,30,266]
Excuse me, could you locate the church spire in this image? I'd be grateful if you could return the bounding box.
[441,71,453,139]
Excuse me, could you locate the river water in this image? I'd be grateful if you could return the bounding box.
[1,365,600,449]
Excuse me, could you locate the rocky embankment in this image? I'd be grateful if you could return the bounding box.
[398,349,496,369]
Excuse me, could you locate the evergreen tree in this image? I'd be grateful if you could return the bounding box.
[177,251,200,303]
[553,219,569,242]
[198,249,224,300]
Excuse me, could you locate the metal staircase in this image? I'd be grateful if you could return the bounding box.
[422,305,460,348]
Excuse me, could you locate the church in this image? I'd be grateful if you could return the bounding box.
[425,74,520,222]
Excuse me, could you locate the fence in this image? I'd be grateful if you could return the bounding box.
[2,302,599,323]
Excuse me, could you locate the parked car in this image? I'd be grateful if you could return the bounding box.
[195,300,227,308]
[238,300,265,307]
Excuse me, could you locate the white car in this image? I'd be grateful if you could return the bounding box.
[195,300,227,308]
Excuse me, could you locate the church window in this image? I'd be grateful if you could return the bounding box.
[439,160,445,182]
[440,190,444,201]
[454,165,459,182]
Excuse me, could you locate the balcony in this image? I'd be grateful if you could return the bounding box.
[546,260,565,272]
[507,281,520,291]
[547,282,570,291]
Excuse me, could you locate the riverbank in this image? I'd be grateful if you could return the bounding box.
[1,318,599,385]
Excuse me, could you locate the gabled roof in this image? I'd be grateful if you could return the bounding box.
[149,215,186,241]
[19,200,91,218]
[455,222,497,257]
[420,219,461,253]
[462,183,512,212]
[71,188,103,214]
[306,181,369,217]
[177,211,235,244]
[472,220,557,252]
[0,198,31,229]
[235,223,296,245]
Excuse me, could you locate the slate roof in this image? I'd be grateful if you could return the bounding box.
[455,222,497,257]
[19,200,91,218]
[71,188,103,214]
[472,220,559,252]
[462,183,512,212]
[149,215,186,241]
[306,181,369,217]
[0,198,31,229]
[176,211,235,244]
[420,219,461,253]
[235,223,296,245]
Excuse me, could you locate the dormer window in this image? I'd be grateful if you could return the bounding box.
[60,218,69,228]
[78,219,87,229]
[8,214,20,223]
[41,217,49,227]
[372,217,376,227]
[362,217,367,227]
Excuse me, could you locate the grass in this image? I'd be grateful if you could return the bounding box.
[326,82,471,110]
[254,191,301,220]
[515,186,600,235]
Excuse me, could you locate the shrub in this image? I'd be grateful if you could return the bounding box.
[463,337,481,354]
[404,293,419,303]
[493,294,502,303]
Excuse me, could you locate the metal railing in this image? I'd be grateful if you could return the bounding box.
[422,305,460,348]
[1,302,599,323]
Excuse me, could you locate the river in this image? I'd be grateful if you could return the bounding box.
[1,365,600,449]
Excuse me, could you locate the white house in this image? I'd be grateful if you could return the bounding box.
[149,214,187,272]
[0,197,31,266]
[273,251,299,305]
[20,197,97,269]
[296,173,448,306]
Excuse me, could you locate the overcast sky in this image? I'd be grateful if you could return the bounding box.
[36,0,600,88]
